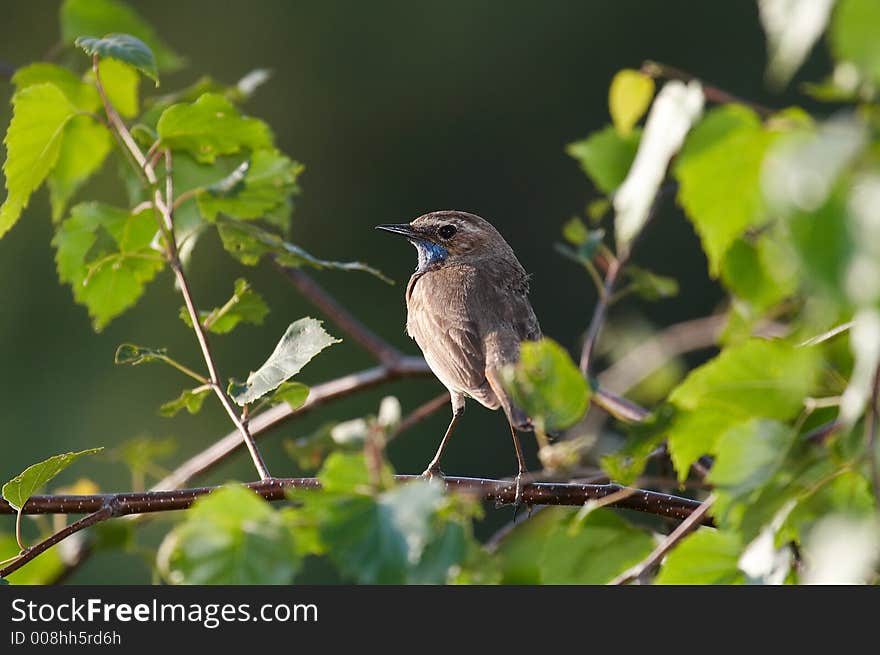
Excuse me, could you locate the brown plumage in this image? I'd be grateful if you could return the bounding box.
[376,210,541,498]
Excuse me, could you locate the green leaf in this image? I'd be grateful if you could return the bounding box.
[317,452,374,493]
[180,278,269,335]
[11,63,100,111]
[105,435,177,477]
[609,69,655,136]
[674,105,774,275]
[91,58,140,118]
[261,381,310,410]
[830,0,880,85]
[500,338,590,432]
[566,125,641,194]
[157,486,299,585]
[75,34,159,85]
[48,116,113,222]
[719,235,798,311]
[53,203,164,330]
[197,150,303,221]
[654,529,745,584]
[159,387,211,417]
[626,265,679,301]
[231,317,340,405]
[114,343,167,365]
[709,420,796,500]
[217,218,391,282]
[562,217,589,245]
[61,0,183,71]
[539,509,655,584]
[157,94,273,163]
[666,338,818,479]
[2,448,103,512]
[1,84,78,239]
[0,534,64,585]
[318,481,448,584]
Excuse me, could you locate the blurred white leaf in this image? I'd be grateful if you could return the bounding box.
[846,173,880,305]
[738,499,795,584]
[759,0,836,89]
[330,418,369,445]
[762,115,867,214]
[614,80,704,254]
[840,308,880,425]
[377,396,402,429]
[802,515,880,584]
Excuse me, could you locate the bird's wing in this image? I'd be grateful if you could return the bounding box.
[406,272,499,408]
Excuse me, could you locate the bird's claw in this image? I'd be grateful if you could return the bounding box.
[421,465,445,480]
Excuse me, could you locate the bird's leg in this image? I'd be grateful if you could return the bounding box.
[422,402,464,478]
[508,421,529,511]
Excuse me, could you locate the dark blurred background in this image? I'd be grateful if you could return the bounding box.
[0,1,830,582]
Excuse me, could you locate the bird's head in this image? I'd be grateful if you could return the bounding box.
[376,210,513,272]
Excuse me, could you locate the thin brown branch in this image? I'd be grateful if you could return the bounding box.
[93,55,270,481]
[0,475,713,578]
[610,492,716,585]
[153,356,431,490]
[641,60,775,118]
[580,256,621,375]
[277,265,405,366]
[865,363,880,503]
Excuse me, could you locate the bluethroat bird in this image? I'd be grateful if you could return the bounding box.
[376,211,541,504]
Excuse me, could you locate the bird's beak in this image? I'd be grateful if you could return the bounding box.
[375,223,419,239]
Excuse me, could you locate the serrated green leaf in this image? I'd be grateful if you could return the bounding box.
[539,509,655,584]
[11,63,100,111]
[2,448,103,512]
[157,94,272,163]
[231,317,340,405]
[216,218,391,282]
[158,486,299,585]
[159,387,211,417]
[675,105,774,275]
[318,453,374,493]
[830,0,880,85]
[1,84,78,239]
[75,34,158,85]
[609,69,655,136]
[654,528,745,584]
[720,235,799,311]
[500,338,590,432]
[567,125,641,194]
[48,116,113,222]
[666,339,818,479]
[180,278,269,334]
[53,203,164,330]
[61,0,182,71]
[197,150,303,221]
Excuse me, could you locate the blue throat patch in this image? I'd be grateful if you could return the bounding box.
[411,239,448,272]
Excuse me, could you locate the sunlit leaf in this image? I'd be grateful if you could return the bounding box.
[501,338,590,432]
[90,58,140,117]
[566,125,641,194]
[0,535,64,585]
[675,104,774,275]
[53,203,164,330]
[230,317,340,405]
[2,448,103,512]
[830,0,880,86]
[654,529,745,584]
[1,84,77,239]
[157,93,273,163]
[626,266,679,301]
[609,69,655,136]
[11,63,100,111]
[48,116,113,221]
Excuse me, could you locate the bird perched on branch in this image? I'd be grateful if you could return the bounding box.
[376,211,541,503]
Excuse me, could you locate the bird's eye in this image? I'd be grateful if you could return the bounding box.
[438,224,457,239]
